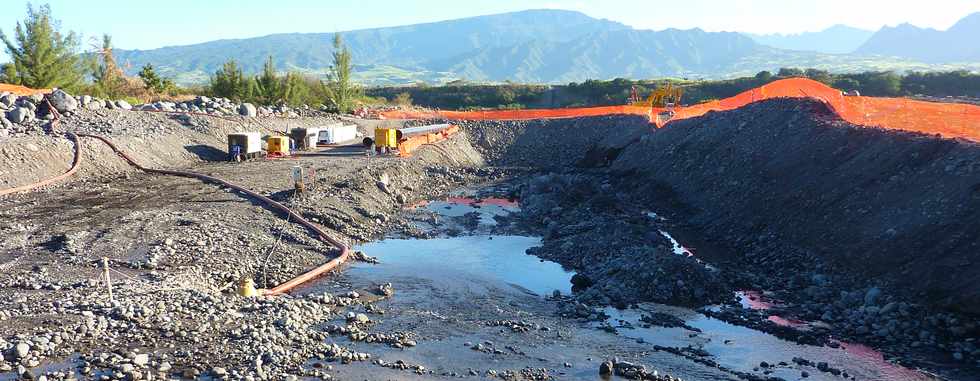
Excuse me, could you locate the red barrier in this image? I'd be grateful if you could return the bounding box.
[381,78,980,142]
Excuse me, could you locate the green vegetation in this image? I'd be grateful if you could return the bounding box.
[138,63,176,95]
[0,3,85,90]
[325,34,361,113]
[203,36,367,112]
[367,69,980,110]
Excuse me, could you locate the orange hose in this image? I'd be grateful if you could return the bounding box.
[74,133,350,295]
[0,132,81,197]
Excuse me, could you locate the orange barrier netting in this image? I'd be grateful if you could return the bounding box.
[381,78,980,143]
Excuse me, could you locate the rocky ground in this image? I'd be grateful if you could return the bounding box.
[2,96,979,380]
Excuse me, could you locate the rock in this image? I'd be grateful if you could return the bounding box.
[0,93,15,108]
[864,287,881,306]
[85,99,104,110]
[212,367,227,376]
[48,89,78,113]
[1,116,12,130]
[133,353,149,366]
[599,360,614,375]
[14,342,30,358]
[239,103,257,117]
[570,273,593,289]
[80,95,92,106]
[355,313,370,324]
[115,100,132,110]
[6,107,32,124]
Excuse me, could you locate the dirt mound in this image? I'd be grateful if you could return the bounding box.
[608,98,980,314]
[448,115,650,169]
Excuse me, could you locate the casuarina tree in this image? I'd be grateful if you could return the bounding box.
[0,3,85,90]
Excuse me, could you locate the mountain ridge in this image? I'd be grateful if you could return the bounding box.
[110,9,980,85]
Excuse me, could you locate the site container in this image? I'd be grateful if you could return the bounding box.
[290,128,321,151]
[267,136,290,156]
[318,124,358,145]
[374,128,398,148]
[227,132,262,161]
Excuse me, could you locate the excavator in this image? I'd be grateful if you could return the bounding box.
[630,84,684,124]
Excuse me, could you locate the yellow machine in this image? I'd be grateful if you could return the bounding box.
[267,136,290,156]
[630,83,684,108]
[374,128,398,149]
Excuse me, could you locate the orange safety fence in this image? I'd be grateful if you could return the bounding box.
[0,83,49,96]
[381,78,980,143]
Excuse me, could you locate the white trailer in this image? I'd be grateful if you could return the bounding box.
[318,124,358,145]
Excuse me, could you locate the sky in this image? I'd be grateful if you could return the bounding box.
[1,0,977,61]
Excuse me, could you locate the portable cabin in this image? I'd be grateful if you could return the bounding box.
[318,124,358,145]
[227,132,262,161]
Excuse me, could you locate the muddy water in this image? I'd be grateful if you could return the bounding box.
[354,235,570,296]
[311,197,938,380]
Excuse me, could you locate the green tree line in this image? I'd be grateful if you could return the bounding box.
[367,69,980,110]
[206,35,363,112]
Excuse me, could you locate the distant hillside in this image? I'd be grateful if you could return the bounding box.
[432,29,765,83]
[747,25,873,54]
[110,9,980,86]
[113,9,629,84]
[856,12,980,62]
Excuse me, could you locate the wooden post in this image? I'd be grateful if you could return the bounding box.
[102,257,114,303]
[292,166,305,197]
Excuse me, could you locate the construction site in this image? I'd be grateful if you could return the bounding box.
[1,73,980,381]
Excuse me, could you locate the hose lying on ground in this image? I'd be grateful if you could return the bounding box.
[0,131,81,197]
[0,100,348,295]
[75,133,350,295]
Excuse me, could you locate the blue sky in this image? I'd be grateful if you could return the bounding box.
[1,0,977,61]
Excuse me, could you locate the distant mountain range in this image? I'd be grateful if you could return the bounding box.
[111,9,980,86]
[746,25,874,54]
[856,12,980,63]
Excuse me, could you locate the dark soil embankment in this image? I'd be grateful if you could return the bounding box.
[449,115,650,168]
[607,98,980,315]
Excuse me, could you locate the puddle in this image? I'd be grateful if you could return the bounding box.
[423,197,520,226]
[598,306,936,381]
[352,235,571,296]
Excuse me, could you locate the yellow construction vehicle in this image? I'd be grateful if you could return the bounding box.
[630,83,684,108]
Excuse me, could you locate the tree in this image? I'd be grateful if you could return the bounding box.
[256,56,281,105]
[139,63,161,92]
[209,60,248,101]
[279,72,310,106]
[138,63,175,95]
[777,67,804,78]
[393,92,412,106]
[326,33,361,113]
[804,68,832,84]
[0,4,85,89]
[0,63,15,83]
[91,34,125,98]
[754,70,773,82]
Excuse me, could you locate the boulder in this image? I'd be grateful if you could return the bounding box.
[80,95,92,106]
[0,93,15,108]
[86,99,104,110]
[115,100,132,110]
[238,103,257,117]
[1,115,12,130]
[6,107,33,124]
[48,89,78,113]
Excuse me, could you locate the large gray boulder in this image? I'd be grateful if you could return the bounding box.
[1,115,12,130]
[5,107,33,124]
[48,89,78,113]
[238,103,257,117]
[115,100,132,110]
[0,93,15,108]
